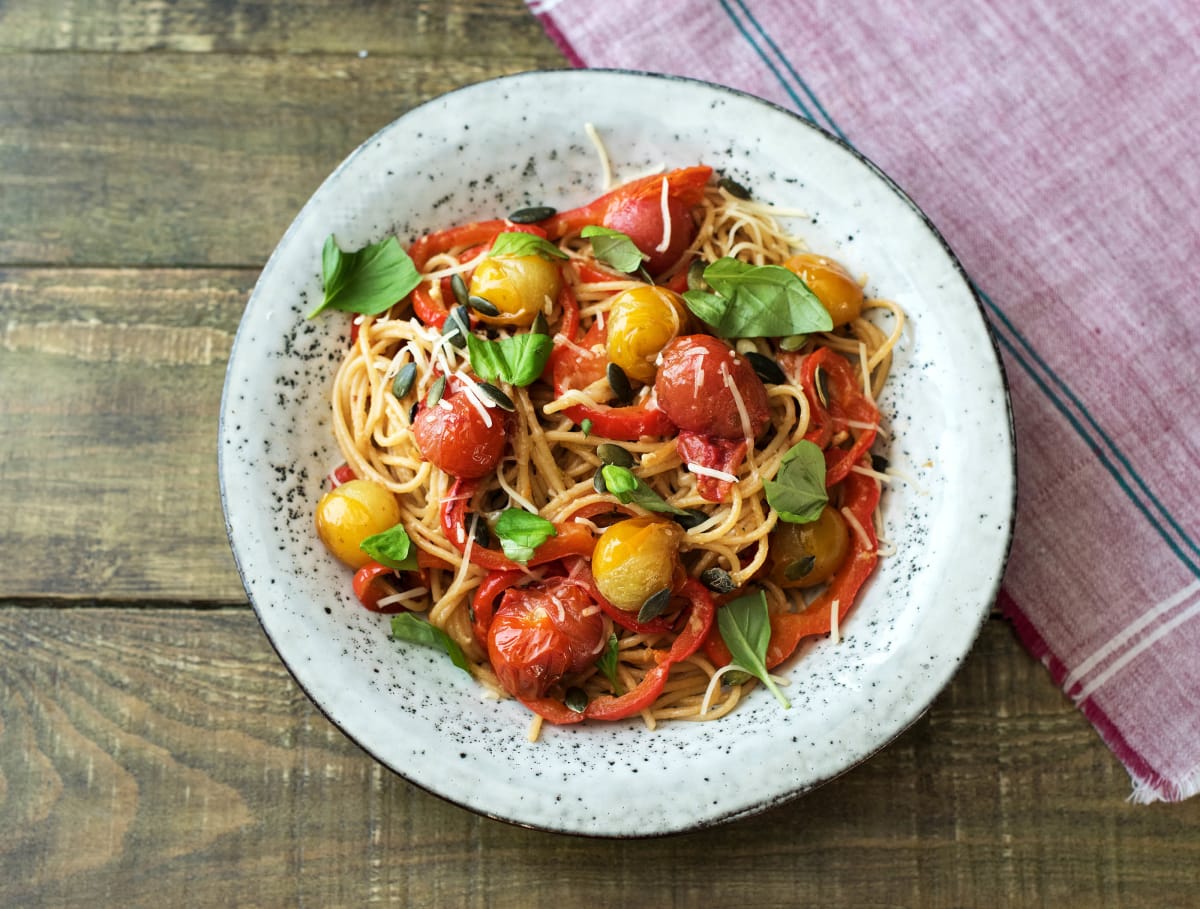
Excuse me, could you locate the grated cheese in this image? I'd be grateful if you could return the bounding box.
[688,462,739,483]
[375,587,431,609]
[829,598,842,645]
[721,363,755,442]
[655,177,672,252]
[584,122,614,191]
[841,505,874,552]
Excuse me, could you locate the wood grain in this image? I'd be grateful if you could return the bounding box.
[2,612,1196,909]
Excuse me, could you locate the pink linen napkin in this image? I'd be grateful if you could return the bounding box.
[526,0,1200,802]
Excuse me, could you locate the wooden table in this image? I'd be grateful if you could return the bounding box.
[3,1,1197,905]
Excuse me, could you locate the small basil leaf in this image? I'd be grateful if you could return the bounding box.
[390,613,470,673]
[488,231,569,261]
[310,234,422,319]
[494,508,556,564]
[682,257,833,338]
[717,590,790,708]
[580,225,648,274]
[465,331,553,388]
[599,465,690,516]
[359,524,419,572]
[763,440,828,523]
[596,633,623,695]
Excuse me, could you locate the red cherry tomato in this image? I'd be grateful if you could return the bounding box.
[486,578,606,700]
[603,189,695,276]
[412,390,507,478]
[654,335,770,439]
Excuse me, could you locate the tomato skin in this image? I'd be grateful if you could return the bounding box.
[603,192,695,276]
[654,335,770,439]
[487,578,605,700]
[412,391,507,478]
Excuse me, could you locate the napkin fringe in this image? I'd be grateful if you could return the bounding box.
[1001,589,1199,804]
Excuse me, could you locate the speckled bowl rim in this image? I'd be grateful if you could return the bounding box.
[218,69,1016,837]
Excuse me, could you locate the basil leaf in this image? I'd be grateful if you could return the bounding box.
[682,257,833,338]
[600,465,690,516]
[390,613,470,673]
[359,523,420,572]
[494,508,557,564]
[596,633,623,695]
[488,231,569,261]
[465,331,553,388]
[581,225,648,273]
[717,590,790,708]
[763,440,828,523]
[580,418,594,437]
[310,234,422,319]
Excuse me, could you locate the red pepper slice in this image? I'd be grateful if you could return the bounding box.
[764,467,881,667]
[566,558,676,635]
[470,569,526,646]
[543,166,713,239]
[676,431,748,502]
[351,561,408,613]
[519,579,716,725]
[440,478,595,572]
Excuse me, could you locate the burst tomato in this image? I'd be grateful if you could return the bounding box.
[412,390,507,478]
[486,578,605,700]
[654,335,770,439]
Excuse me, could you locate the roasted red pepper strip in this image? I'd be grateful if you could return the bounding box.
[676,431,748,502]
[567,558,675,635]
[783,347,880,487]
[470,569,526,646]
[520,579,716,724]
[440,478,595,572]
[352,561,407,613]
[543,166,713,239]
[764,467,881,668]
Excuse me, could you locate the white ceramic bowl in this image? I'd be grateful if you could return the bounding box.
[219,70,1015,836]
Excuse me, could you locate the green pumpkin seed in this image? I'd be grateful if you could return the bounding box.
[564,686,589,713]
[450,273,470,308]
[718,175,752,200]
[467,294,500,317]
[476,382,515,411]
[607,362,633,404]
[699,567,735,593]
[596,443,634,468]
[426,374,446,407]
[467,513,492,548]
[687,258,709,292]
[745,351,786,385]
[784,555,816,581]
[391,362,417,399]
[779,334,807,351]
[814,366,830,408]
[508,205,557,224]
[531,311,549,336]
[593,470,607,494]
[637,586,673,624]
[672,509,709,531]
[442,305,471,349]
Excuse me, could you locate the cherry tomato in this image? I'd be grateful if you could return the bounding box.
[603,187,695,276]
[468,254,562,328]
[605,285,689,383]
[591,516,682,612]
[654,335,770,439]
[768,504,851,589]
[783,253,863,328]
[314,479,402,568]
[412,390,507,478]
[487,578,606,700]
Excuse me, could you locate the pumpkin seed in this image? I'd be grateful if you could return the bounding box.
[564,686,589,713]
[596,443,634,468]
[672,509,709,531]
[593,471,607,494]
[508,205,556,224]
[391,362,417,399]
[784,555,816,581]
[426,374,446,407]
[814,366,830,408]
[467,513,492,548]
[409,402,420,423]
[637,586,672,624]
[700,567,736,594]
[607,362,633,404]
[450,273,470,308]
[467,294,500,317]
[718,175,752,200]
[442,305,471,349]
[779,334,807,351]
[687,258,709,291]
[476,382,515,411]
[872,453,890,473]
[531,311,549,336]
[745,351,786,385]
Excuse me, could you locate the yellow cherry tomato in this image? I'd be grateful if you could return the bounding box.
[315,479,403,569]
[783,252,863,328]
[768,504,850,589]
[604,285,690,383]
[468,254,562,328]
[591,516,682,612]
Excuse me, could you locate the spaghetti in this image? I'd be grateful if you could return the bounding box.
[314,163,901,736]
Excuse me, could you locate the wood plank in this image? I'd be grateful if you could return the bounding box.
[0,0,556,55]
[0,268,251,601]
[1,612,1195,908]
[0,50,565,267]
